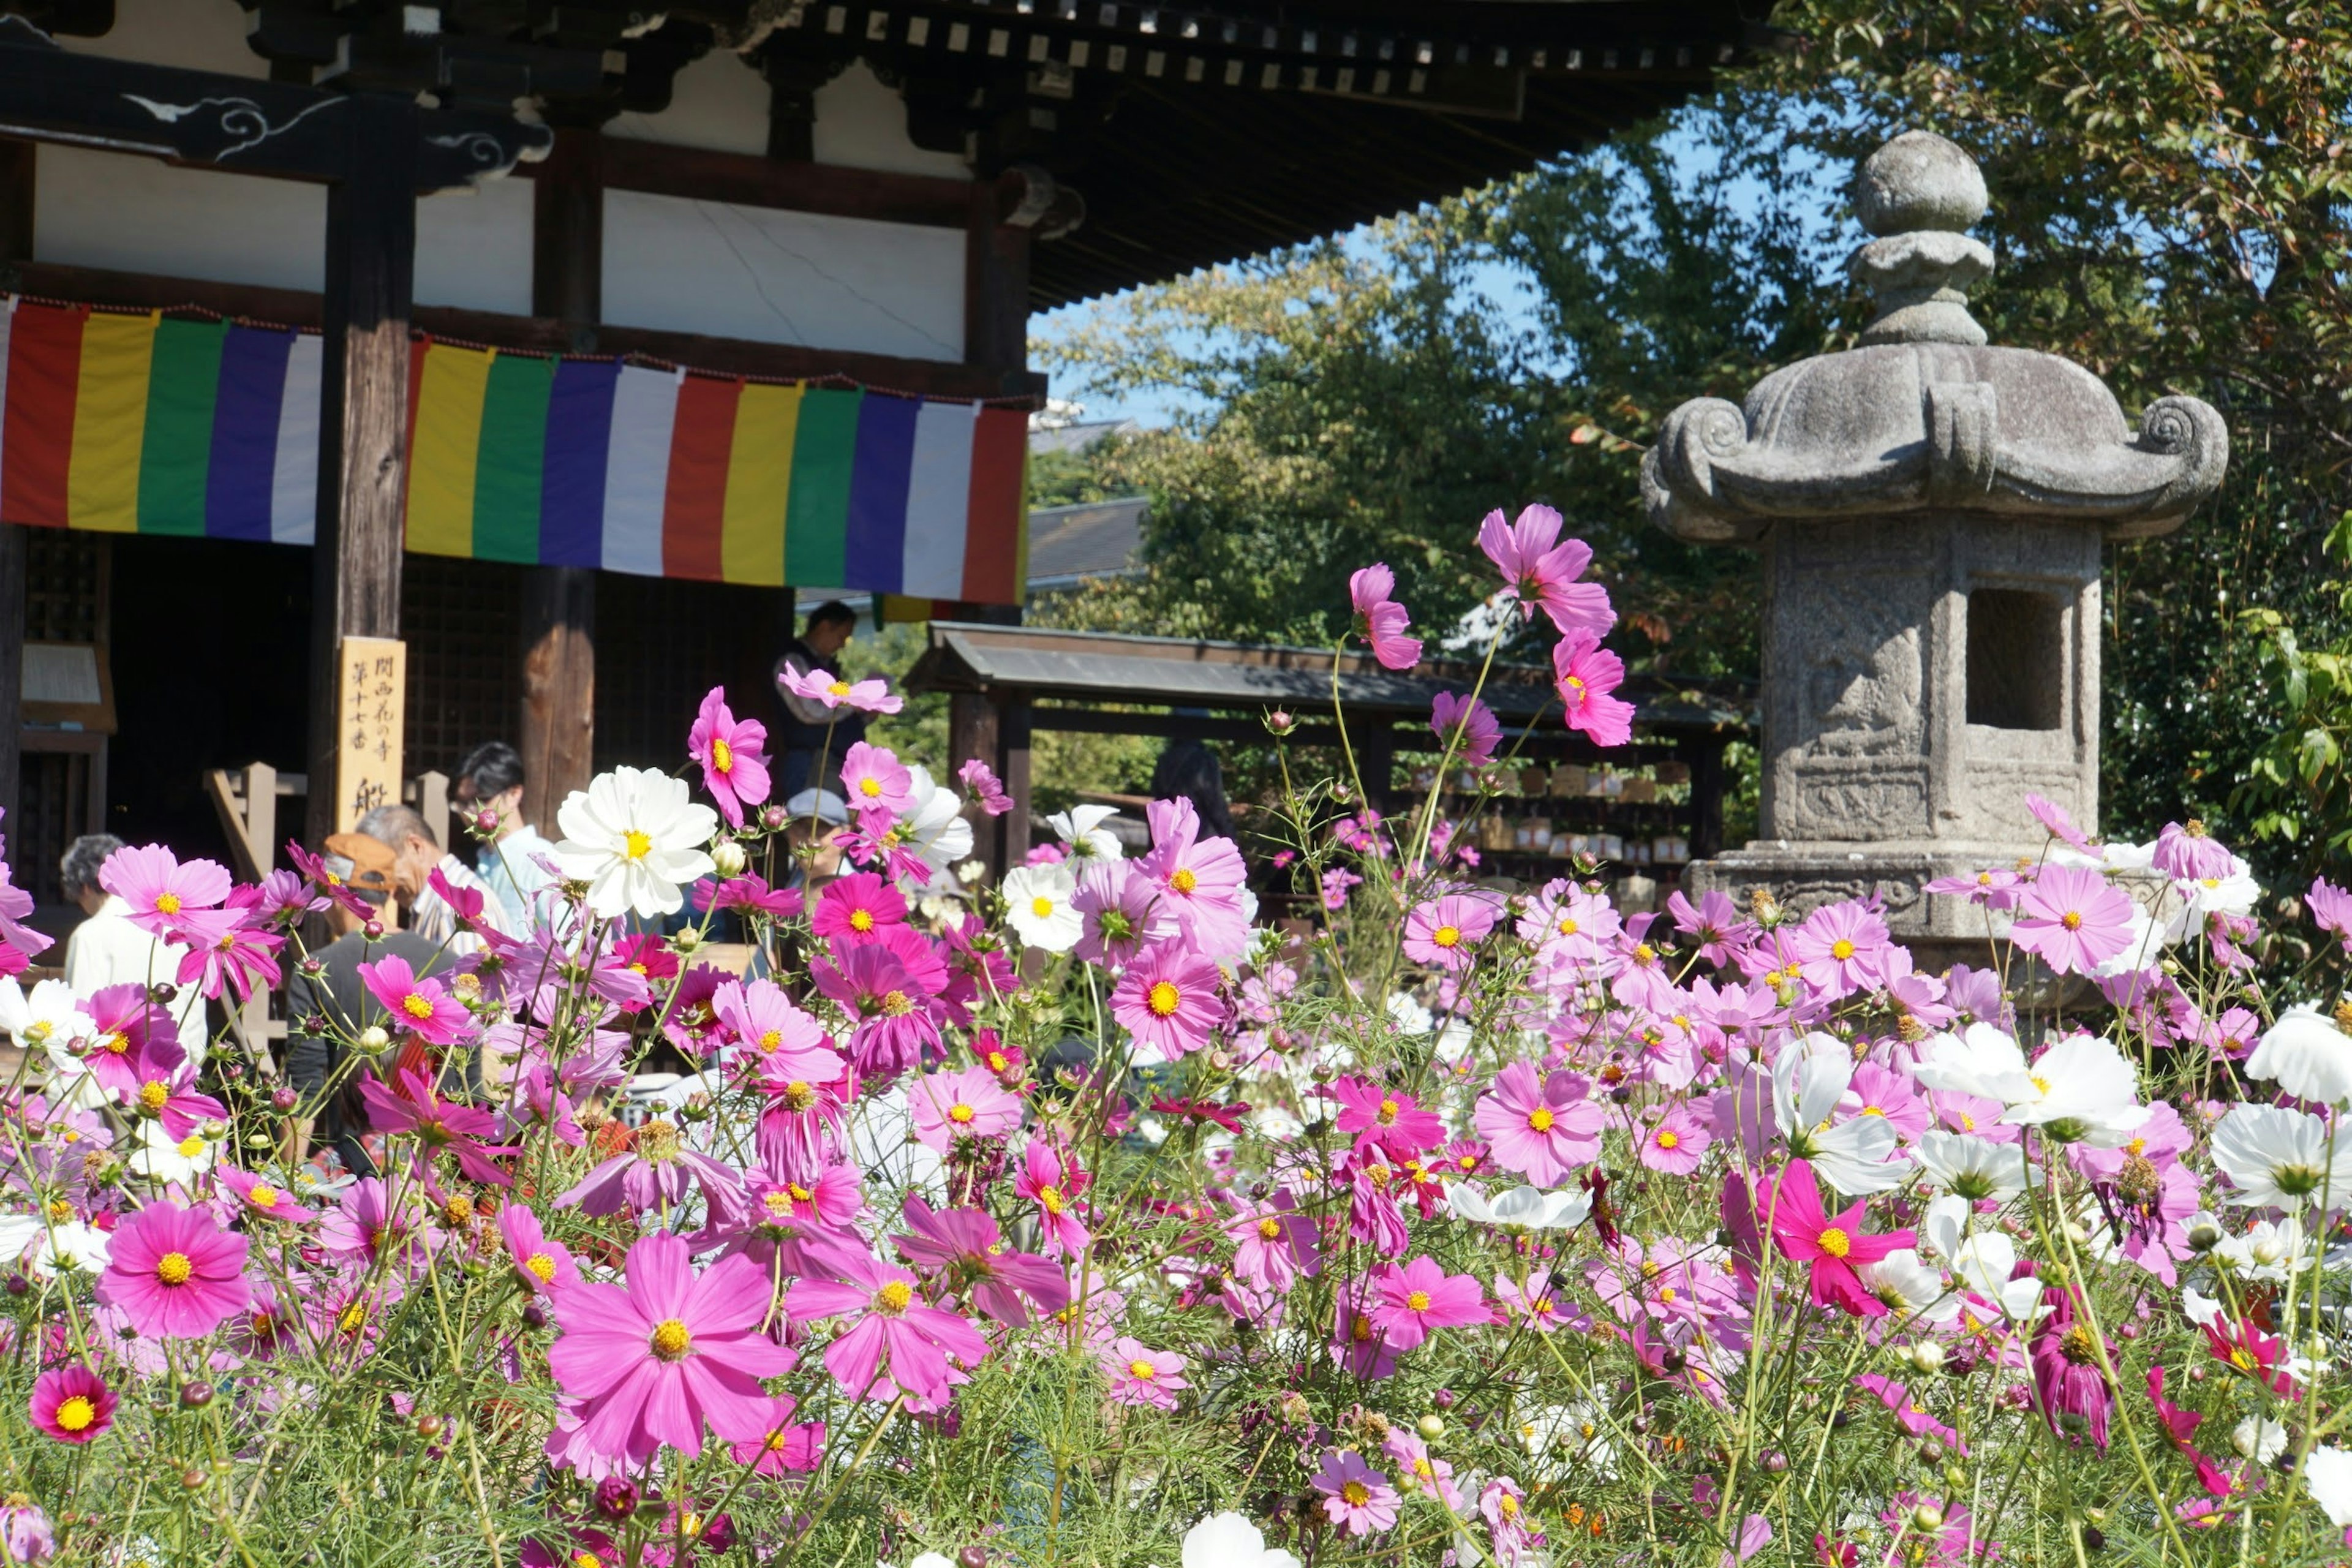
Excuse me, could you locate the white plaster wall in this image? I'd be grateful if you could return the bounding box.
[812,62,970,177]
[602,190,965,361]
[606,50,772,156]
[416,177,534,315]
[36,145,328,292]
[55,0,266,78]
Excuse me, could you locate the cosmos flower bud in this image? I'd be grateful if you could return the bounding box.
[1264,709,1297,736]
[356,1025,391,1055]
[710,839,747,877]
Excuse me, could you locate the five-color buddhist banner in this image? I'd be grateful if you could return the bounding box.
[0,298,1031,604]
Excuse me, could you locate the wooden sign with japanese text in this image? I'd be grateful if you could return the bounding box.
[335,636,405,832]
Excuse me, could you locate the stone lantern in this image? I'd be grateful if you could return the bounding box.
[1644,130,2229,960]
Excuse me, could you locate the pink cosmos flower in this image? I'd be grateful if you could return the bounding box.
[809,929,946,1077]
[1477,503,1615,639]
[1137,797,1250,956]
[29,1363,116,1444]
[1349,562,1422,671]
[688,685,772,830]
[1370,1256,1489,1349]
[813,871,906,943]
[126,1047,228,1142]
[1313,1449,1401,1537]
[1014,1141,1092,1257]
[716,978,839,1081]
[1638,1103,1713,1175]
[776,663,904,714]
[839,741,913,815]
[1667,887,1753,966]
[1553,633,1635,747]
[1790,900,1888,995]
[2029,1281,2113,1449]
[546,1232,794,1467]
[559,1116,743,1221]
[360,954,471,1047]
[2152,820,2233,882]
[727,1394,826,1476]
[99,844,230,938]
[96,1199,252,1340]
[784,1251,988,1410]
[500,1202,580,1295]
[174,893,284,1003]
[1854,1373,1967,1453]
[957,757,1014,816]
[1763,1160,1913,1317]
[1226,1191,1319,1292]
[1473,1061,1604,1186]
[1101,1336,1188,1409]
[361,1062,518,1186]
[1071,860,1177,967]
[1402,890,1500,971]
[1324,1075,1446,1158]
[1109,941,1226,1060]
[2026,791,2097,853]
[2011,865,2135,975]
[1924,864,2029,910]
[696,873,804,922]
[908,1066,1023,1152]
[216,1164,308,1224]
[1431,690,1501,767]
[2309,876,2352,951]
[894,1196,1068,1325]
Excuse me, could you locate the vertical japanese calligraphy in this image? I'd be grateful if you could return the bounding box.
[334,635,405,834]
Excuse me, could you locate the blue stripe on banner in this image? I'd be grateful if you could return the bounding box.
[540,358,618,567]
[843,393,919,595]
[204,326,292,542]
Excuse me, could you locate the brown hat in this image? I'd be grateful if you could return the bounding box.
[320,832,398,899]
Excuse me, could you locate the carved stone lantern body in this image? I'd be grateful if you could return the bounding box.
[1642,132,2228,956]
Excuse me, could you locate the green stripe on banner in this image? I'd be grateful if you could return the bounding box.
[136,317,225,537]
[472,352,555,564]
[785,386,860,587]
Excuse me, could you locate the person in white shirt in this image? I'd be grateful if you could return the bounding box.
[450,741,563,936]
[354,803,511,954]
[57,834,209,1059]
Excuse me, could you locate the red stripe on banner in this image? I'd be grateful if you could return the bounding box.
[2,303,89,530]
[661,374,737,582]
[960,404,1027,603]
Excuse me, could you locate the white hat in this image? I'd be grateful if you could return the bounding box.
[785,788,850,827]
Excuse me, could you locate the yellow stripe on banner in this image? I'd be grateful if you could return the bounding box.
[720,381,800,587]
[405,343,496,557]
[66,311,159,533]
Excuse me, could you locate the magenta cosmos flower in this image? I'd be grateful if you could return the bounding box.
[96,1199,251,1340]
[1472,1061,1604,1186]
[1764,1159,1913,1317]
[777,663,904,715]
[1324,1075,1446,1158]
[1014,1140,1092,1257]
[500,1202,581,1296]
[548,1232,794,1466]
[360,1061,518,1186]
[839,741,914,815]
[99,843,230,938]
[1430,690,1501,767]
[812,871,908,943]
[785,1252,988,1409]
[1553,634,1635,748]
[809,930,946,1077]
[2011,865,2136,975]
[1071,859,1177,967]
[1313,1449,1401,1537]
[1477,503,1615,639]
[1109,941,1226,1060]
[1371,1256,1489,1349]
[2029,1281,2114,1449]
[908,1065,1024,1153]
[894,1196,1069,1325]
[359,954,472,1047]
[688,685,772,829]
[1226,1192,1319,1292]
[1403,891,1500,972]
[1138,796,1251,955]
[29,1363,117,1444]
[1100,1336,1188,1409]
[1790,900,1890,995]
[1349,562,1423,671]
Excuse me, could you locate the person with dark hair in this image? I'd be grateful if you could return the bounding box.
[771,600,869,797]
[59,832,208,1057]
[450,740,560,932]
[355,802,507,951]
[1150,738,1240,843]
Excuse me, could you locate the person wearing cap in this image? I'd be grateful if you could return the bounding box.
[283,832,471,1180]
[783,787,851,889]
[355,802,508,953]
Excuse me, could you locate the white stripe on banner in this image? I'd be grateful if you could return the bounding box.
[270,333,322,545]
[900,399,978,599]
[0,298,17,505]
[603,365,680,577]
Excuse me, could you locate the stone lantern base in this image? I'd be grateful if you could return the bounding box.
[1683,840,2023,976]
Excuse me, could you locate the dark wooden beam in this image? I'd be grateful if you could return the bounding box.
[964,178,1032,378]
[590,136,972,228]
[0,135,29,262]
[0,524,22,843]
[305,94,417,848]
[2,262,1046,403]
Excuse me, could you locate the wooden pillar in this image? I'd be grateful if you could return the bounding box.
[0,143,27,837]
[997,695,1033,865]
[948,690,1001,867]
[965,180,1034,379]
[1689,737,1726,861]
[0,137,33,269]
[305,96,418,849]
[520,127,605,828]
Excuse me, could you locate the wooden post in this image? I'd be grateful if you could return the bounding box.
[965,182,1033,379]
[998,695,1033,865]
[305,95,417,849]
[0,144,28,837]
[520,126,603,828]
[948,690,1001,868]
[0,136,31,266]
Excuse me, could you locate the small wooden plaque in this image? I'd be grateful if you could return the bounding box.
[334,636,406,833]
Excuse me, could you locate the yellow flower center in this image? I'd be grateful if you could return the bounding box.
[1257,1216,1283,1240]
[1433,924,1461,948]
[1817,1227,1852,1259]
[1128,1359,1156,1379]
[156,1252,194,1286]
[338,1303,367,1335]
[1406,1289,1431,1312]
[758,1029,783,1054]
[2029,1074,2051,1095]
[249,1184,279,1208]
[101,1032,129,1055]
[525,1253,557,1283]
[1831,938,1855,960]
[154,892,183,916]
[1031,895,1055,918]
[623,829,654,861]
[849,907,875,932]
[1342,1480,1371,1506]
[1528,1107,1555,1133]
[137,1080,170,1112]
[649,1319,692,1360]
[2061,910,2083,931]
[400,993,437,1021]
[1558,916,1578,936]
[783,1082,816,1110]
[858,777,884,799]
[1039,1185,1065,1214]
[176,1135,205,1159]
[1564,675,1587,697]
[985,1051,1008,1071]
[1657,1130,1679,1150]
[712,738,733,774]
[880,989,914,1017]
[877,1280,914,1313]
[1170,867,1198,895]
[948,1102,976,1125]
[54,1395,97,1431]
[1147,981,1181,1018]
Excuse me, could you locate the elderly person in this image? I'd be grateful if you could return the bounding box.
[355,802,508,953]
[59,833,208,1058]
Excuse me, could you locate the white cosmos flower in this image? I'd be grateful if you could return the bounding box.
[2212,1103,2352,1209]
[1520,1401,1615,1475]
[1183,1511,1302,1568]
[1923,1199,2045,1322]
[1997,1034,2150,1146]
[127,1121,217,1186]
[2307,1446,2352,1528]
[1908,1022,2034,1102]
[2247,1005,2352,1106]
[1449,1183,1591,1232]
[892,767,975,880]
[1046,803,1126,861]
[1856,1247,1958,1324]
[2235,1415,2291,1464]
[2212,1215,2316,1281]
[1914,1130,2032,1202]
[1002,862,1082,953]
[31,1219,113,1278]
[0,978,97,1076]
[554,765,718,919]
[1774,1032,1906,1194]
